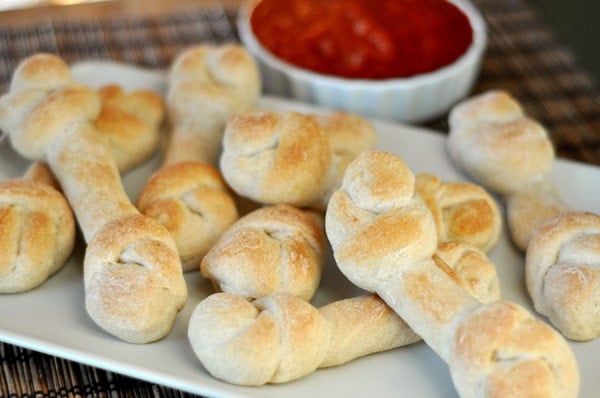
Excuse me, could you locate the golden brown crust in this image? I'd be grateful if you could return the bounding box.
[325,151,437,293]
[220,110,332,207]
[8,52,72,92]
[415,173,502,252]
[193,213,502,381]
[447,89,569,253]
[451,301,579,398]
[325,149,579,397]
[49,124,139,241]
[95,84,165,172]
[219,109,375,211]
[188,240,504,385]
[0,53,187,343]
[447,90,555,196]
[193,161,503,382]
[435,242,501,303]
[188,292,330,386]
[449,90,596,345]
[318,294,420,368]
[200,204,326,300]
[0,57,167,295]
[0,179,75,293]
[16,84,101,160]
[317,111,377,156]
[85,214,187,343]
[23,161,61,190]
[138,161,238,271]
[165,44,260,165]
[526,211,600,341]
[314,111,377,209]
[506,178,569,250]
[97,84,164,129]
[137,45,258,269]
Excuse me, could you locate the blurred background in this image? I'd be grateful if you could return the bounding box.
[0,0,598,84]
[530,0,599,84]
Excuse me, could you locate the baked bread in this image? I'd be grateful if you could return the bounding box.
[317,294,420,368]
[189,239,502,385]
[220,109,376,211]
[325,149,579,397]
[505,178,569,250]
[189,235,501,385]
[447,91,600,341]
[95,84,165,173]
[0,81,165,293]
[0,168,75,293]
[0,53,187,343]
[415,173,502,252]
[320,239,503,369]
[200,204,326,301]
[447,90,567,250]
[188,292,331,386]
[435,241,500,303]
[220,110,332,208]
[450,300,578,398]
[526,211,600,341]
[138,45,259,271]
[164,44,260,166]
[312,111,377,209]
[188,159,503,387]
[84,213,187,343]
[447,90,554,195]
[138,161,238,271]
[22,161,61,190]
[188,292,419,386]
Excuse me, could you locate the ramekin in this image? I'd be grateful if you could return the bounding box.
[237,0,487,124]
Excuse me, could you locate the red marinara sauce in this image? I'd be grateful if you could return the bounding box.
[250,0,473,79]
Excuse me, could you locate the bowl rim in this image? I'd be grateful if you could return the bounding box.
[237,0,488,89]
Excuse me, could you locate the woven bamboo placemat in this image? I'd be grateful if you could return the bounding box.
[0,1,599,397]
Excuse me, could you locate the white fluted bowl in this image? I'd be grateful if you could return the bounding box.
[237,0,487,124]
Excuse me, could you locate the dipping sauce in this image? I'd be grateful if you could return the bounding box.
[250,0,473,79]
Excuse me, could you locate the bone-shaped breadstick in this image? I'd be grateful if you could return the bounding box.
[0,84,164,294]
[0,53,187,343]
[448,90,600,341]
[163,44,261,167]
[188,292,420,386]
[190,223,501,386]
[325,150,579,397]
[137,45,260,271]
[447,89,568,250]
[188,239,501,387]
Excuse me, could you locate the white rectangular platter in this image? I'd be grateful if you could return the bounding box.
[0,61,599,397]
